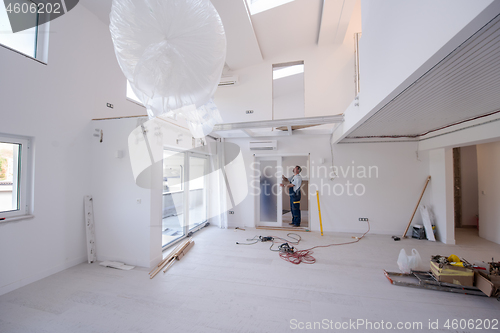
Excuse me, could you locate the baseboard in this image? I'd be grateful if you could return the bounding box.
[0,255,87,296]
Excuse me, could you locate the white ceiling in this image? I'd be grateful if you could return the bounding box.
[80,0,358,70]
[249,0,322,59]
[80,0,112,25]
[344,14,500,142]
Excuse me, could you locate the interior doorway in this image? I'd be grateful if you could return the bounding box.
[281,156,309,228]
[255,154,309,228]
[452,146,479,232]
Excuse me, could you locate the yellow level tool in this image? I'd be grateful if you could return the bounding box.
[316,191,323,236]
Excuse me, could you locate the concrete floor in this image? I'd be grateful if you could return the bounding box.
[1,227,499,332]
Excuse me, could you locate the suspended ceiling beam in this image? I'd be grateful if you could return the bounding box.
[212,114,344,132]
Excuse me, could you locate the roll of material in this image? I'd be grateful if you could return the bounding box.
[110,0,226,138]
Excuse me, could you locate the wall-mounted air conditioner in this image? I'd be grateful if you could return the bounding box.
[249,140,277,151]
[218,76,238,86]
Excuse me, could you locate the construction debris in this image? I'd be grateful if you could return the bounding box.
[149,238,194,279]
[99,261,135,270]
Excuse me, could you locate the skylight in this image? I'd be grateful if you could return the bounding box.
[246,0,296,15]
[273,64,304,80]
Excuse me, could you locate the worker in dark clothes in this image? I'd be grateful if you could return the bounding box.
[281,166,302,227]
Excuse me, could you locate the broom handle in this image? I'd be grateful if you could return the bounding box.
[403,176,431,238]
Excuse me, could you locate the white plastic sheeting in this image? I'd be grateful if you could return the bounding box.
[110,0,226,138]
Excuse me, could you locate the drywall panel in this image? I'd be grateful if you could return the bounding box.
[477,141,500,244]
[460,145,479,227]
[225,135,433,237]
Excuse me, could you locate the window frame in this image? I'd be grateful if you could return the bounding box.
[0,0,50,64]
[0,134,33,222]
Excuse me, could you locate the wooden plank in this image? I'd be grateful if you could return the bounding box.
[150,238,192,278]
[149,240,185,274]
[177,241,195,260]
[402,176,431,238]
[256,226,310,232]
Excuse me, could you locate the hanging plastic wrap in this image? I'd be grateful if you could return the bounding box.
[109,0,226,138]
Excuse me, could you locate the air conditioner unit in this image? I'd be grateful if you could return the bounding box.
[249,140,277,151]
[218,76,238,86]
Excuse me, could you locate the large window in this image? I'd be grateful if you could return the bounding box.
[0,0,48,62]
[0,135,32,221]
[246,0,295,15]
[161,149,209,248]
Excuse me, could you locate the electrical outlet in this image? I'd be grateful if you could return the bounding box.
[359,218,368,221]
[106,103,114,109]
[245,110,254,114]
[136,199,141,204]
[229,211,235,215]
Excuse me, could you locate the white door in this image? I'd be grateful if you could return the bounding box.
[255,156,282,227]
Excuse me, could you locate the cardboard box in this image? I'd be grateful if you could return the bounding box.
[430,261,474,287]
[474,271,497,297]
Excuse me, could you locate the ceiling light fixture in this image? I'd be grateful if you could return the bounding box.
[273,64,304,80]
[246,0,296,15]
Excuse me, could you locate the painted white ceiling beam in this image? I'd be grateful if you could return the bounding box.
[212,114,343,132]
[211,0,263,70]
[317,0,356,45]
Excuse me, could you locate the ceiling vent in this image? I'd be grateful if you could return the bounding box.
[218,76,238,86]
[249,140,277,150]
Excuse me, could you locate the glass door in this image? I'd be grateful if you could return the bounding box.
[256,156,282,227]
[162,149,186,247]
[188,153,208,231]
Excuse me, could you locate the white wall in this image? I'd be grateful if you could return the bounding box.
[416,116,500,245]
[226,135,433,236]
[90,117,198,268]
[214,42,357,123]
[460,145,479,227]
[0,5,146,295]
[477,141,500,244]
[90,118,156,268]
[274,91,305,120]
[336,0,497,141]
[428,148,455,244]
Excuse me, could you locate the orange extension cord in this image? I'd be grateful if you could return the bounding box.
[278,221,370,265]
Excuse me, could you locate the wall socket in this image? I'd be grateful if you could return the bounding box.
[229,211,235,215]
[359,218,368,221]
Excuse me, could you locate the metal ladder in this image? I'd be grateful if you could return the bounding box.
[384,270,489,297]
